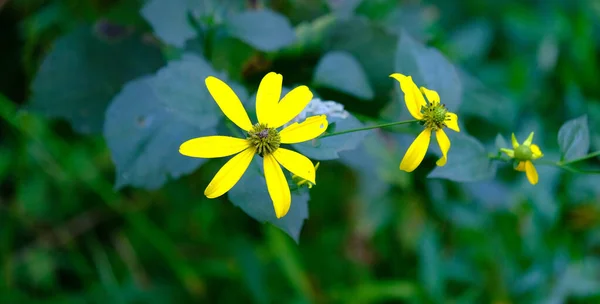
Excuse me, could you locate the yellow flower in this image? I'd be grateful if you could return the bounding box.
[500,132,544,185]
[179,72,328,218]
[390,73,460,172]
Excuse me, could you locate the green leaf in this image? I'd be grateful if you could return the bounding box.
[104,54,235,189]
[395,30,462,111]
[293,114,368,160]
[558,115,590,161]
[225,9,296,52]
[228,160,309,243]
[140,0,198,47]
[418,224,445,302]
[313,51,375,100]
[326,17,396,98]
[326,0,363,16]
[28,26,164,134]
[428,132,497,182]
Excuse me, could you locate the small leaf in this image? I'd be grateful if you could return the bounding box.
[558,115,590,161]
[140,0,198,47]
[395,31,462,111]
[313,51,375,100]
[495,133,508,150]
[225,9,296,52]
[228,160,309,243]
[104,54,236,189]
[28,26,164,134]
[326,0,363,16]
[428,132,497,182]
[293,114,367,160]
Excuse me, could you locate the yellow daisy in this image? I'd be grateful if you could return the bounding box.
[179,72,328,218]
[500,132,544,185]
[390,73,460,172]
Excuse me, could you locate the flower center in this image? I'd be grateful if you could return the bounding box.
[247,123,280,156]
[514,144,533,161]
[420,103,448,131]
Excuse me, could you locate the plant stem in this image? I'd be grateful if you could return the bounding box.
[558,151,600,166]
[320,119,419,138]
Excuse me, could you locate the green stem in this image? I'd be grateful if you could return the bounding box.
[558,151,600,166]
[320,119,419,138]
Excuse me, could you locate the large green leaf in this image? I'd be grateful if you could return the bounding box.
[29,26,164,134]
[104,54,237,189]
[313,51,374,100]
[395,31,462,111]
[428,132,497,182]
[557,115,590,161]
[225,9,296,52]
[140,0,198,47]
[228,159,309,243]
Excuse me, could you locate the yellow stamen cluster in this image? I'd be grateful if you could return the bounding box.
[420,103,449,131]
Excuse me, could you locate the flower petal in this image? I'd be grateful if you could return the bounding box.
[515,161,526,172]
[256,72,282,126]
[523,132,535,146]
[179,136,250,158]
[420,87,440,106]
[445,112,460,132]
[500,148,515,158]
[279,115,328,144]
[531,144,543,159]
[267,85,313,128]
[205,76,253,131]
[435,129,450,166]
[525,160,539,185]
[390,73,426,120]
[511,133,519,149]
[204,148,255,198]
[273,148,316,184]
[400,128,432,172]
[264,154,291,218]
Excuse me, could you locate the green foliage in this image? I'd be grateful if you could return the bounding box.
[104,54,229,189]
[140,0,198,47]
[228,160,309,243]
[428,132,497,182]
[558,115,590,161]
[3,0,600,303]
[313,51,374,100]
[29,25,164,133]
[225,9,296,52]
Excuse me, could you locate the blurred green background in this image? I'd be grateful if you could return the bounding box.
[1,0,600,303]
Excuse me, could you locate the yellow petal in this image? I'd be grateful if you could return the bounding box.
[399,128,432,172]
[205,76,253,131]
[390,73,426,120]
[435,129,450,166]
[179,136,250,158]
[267,85,313,128]
[273,148,316,184]
[511,133,519,149]
[204,148,255,198]
[279,115,328,144]
[531,144,543,159]
[523,132,535,146]
[264,154,291,218]
[420,87,440,106]
[500,148,515,158]
[256,72,282,126]
[515,161,526,172]
[445,112,460,132]
[525,161,539,185]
